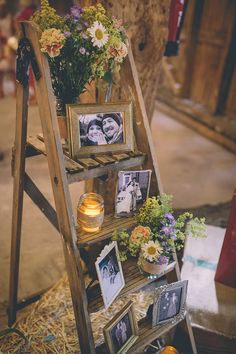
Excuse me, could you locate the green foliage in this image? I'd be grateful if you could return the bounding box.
[136,194,173,231]
[31,0,65,31]
[113,194,207,261]
[32,2,128,106]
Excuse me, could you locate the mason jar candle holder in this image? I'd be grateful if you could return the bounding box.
[77,193,104,233]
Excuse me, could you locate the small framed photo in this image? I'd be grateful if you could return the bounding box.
[115,170,152,217]
[66,102,133,158]
[103,300,139,354]
[152,280,188,327]
[95,241,125,309]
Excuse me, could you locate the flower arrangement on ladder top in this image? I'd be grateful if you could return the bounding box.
[112,194,207,276]
[32,0,128,112]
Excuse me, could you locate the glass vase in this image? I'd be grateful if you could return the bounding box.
[139,257,169,279]
[77,193,104,233]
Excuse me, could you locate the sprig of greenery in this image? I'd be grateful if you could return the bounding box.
[32,2,128,106]
[31,0,65,31]
[113,194,207,262]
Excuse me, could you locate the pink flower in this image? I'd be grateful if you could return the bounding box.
[108,41,128,62]
[130,226,151,246]
[40,28,65,58]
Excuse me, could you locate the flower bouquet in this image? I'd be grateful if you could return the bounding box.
[32,1,128,112]
[112,194,206,276]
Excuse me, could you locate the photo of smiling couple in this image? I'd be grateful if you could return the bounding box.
[79,112,124,147]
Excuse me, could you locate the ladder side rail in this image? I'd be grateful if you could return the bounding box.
[120,45,164,196]
[8,80,29,326]
[23,21,95,354]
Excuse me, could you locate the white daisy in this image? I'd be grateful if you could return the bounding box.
[87,21,109,48]
[142,241,163,262]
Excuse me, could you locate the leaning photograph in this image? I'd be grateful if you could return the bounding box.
[152,280,188,327]
[110,313,132,352]
[115,170,152,217]
[103,301,138,354]
[95,242,125,309]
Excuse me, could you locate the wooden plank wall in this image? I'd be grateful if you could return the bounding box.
[158,0,236,147]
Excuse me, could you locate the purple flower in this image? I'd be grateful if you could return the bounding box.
[64,31,72,37]
[70,5,83,20]
[82,33,88,40]
[164,212,176,226]
[83,21,89,27]
[170,233,177,241]
[164,212,174,220]
[79,47,86,55]
[157,255,169,265]
[161,226,174,235]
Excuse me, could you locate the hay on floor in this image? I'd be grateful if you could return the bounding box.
[0,275,153,353]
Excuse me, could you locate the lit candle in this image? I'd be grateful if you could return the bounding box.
[77,193,104,233]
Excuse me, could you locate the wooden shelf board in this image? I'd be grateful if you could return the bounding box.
[95,310,183,353]
[88,259,176,313]
[26,135,146,183]
[126,316,183,353]
[77,214,136,247]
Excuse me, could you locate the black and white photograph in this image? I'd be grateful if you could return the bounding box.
[66,102,133,158]
[95,241,125,309]
[110,313,132,352]
[152,280,188,327]
[103,301,138,354]
[79,112,124,146]
[115,170,152,217]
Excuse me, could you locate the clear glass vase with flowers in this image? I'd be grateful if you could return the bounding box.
[112,194,207,277]
[32,1,128,114]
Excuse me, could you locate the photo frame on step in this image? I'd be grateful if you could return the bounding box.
[152,280,188,327]
[66,102,134,159]
[103,300,138,354]
[95,241,125,309]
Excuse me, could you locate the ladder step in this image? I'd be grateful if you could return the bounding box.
[88,260,176,313]
[92,154,116,165]
[77,214,136,247]
[112,153,130,161]
[77,157,100,169]
[27,135,146,183]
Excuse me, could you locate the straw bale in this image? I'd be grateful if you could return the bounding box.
[0,275,153,353]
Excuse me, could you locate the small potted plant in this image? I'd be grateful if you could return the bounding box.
[112,194,206,276]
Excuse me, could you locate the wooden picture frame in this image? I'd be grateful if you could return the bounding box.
[103,300,138,354]
[152,280,188,327]
[95,241,125,309]
[115,170,152,217]
[66,102,134,159]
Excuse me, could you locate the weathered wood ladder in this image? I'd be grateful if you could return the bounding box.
[8,21,197,354]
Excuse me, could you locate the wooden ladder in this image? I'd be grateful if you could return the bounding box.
[8,21,197,354]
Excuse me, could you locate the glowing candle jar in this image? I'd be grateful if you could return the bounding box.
[77,193,104,233]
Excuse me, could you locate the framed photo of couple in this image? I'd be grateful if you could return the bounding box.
[103,300,138,354]
[66,102,133,159]
[95,241,125,309]
[152,280,188,327]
